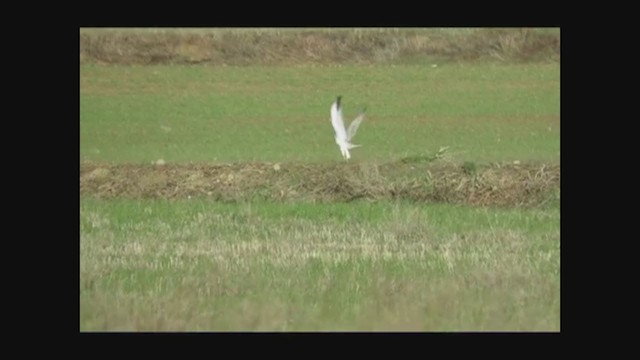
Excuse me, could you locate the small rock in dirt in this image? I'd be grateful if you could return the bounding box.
[85,168,110,180]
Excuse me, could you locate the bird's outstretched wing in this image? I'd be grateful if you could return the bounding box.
[330,96,347,141]
[347,107,366,141]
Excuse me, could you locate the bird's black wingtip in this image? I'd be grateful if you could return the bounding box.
[336,95,342,109]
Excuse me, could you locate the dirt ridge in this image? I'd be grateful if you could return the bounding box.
[81,161,560,207]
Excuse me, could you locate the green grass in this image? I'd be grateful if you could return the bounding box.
[80,199,560,331]
[80,63,559,164]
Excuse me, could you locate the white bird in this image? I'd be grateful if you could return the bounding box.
[330,96,366,160]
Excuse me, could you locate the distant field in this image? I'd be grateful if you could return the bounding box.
[80,63,559,164]
[80,199,560,331]
[80,28,560,65]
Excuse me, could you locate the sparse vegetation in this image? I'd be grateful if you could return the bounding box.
[80,28,559,66]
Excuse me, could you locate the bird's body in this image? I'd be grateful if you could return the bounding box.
[330,96,366,160]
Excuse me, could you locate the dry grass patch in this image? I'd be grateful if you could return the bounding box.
[80,28,559,66]
[80,160,559,207]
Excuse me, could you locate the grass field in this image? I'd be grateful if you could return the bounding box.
[80,63,559,164]
[80,199,559,331]
[80,28,560,332]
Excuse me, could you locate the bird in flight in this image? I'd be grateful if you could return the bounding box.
[330,96,366,160]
